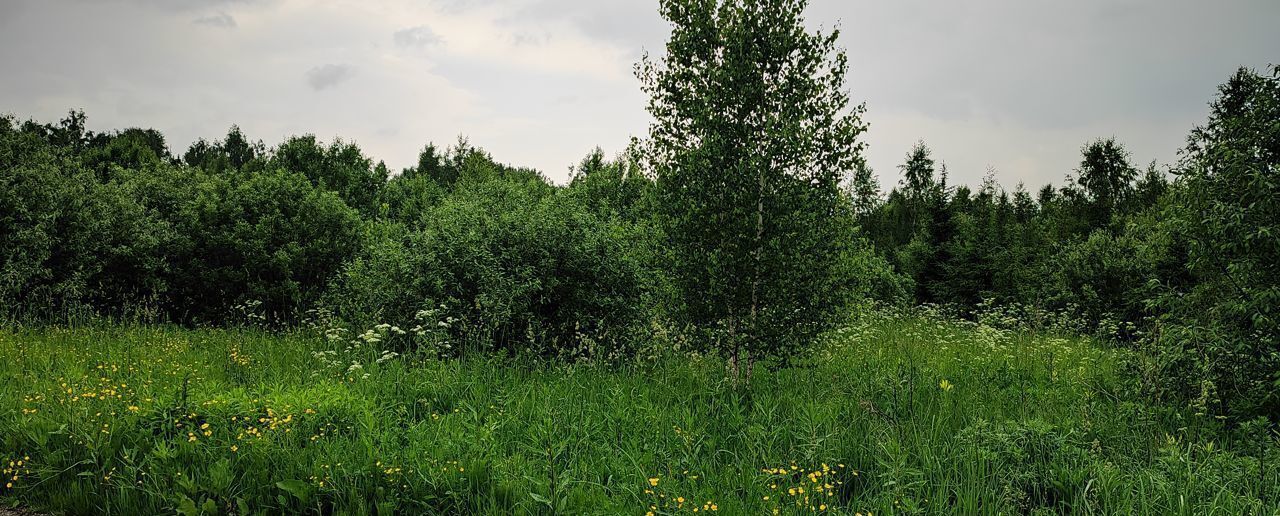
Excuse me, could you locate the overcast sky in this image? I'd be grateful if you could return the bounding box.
[2,0,1276,188]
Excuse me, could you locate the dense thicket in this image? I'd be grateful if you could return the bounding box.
[1156,67,1280,420]
[0,59,1275,421]
[853,66,1279,422]
[327,177,660,359]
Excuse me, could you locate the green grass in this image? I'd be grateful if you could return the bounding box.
[1,313,1276,515]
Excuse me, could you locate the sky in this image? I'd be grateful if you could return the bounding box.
[1,0,1276,188]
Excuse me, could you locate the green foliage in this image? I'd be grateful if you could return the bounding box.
[837,241,913,308]
[2,315,1277,515]
[1,1,1276,437]
[0,118,169,320]
[1074,137,1138,226]
[378,169,446,225]
[82,127,174,178]
[1036,228,1157,337]
[164,168,363,324]
[846,160,881,218]
[900,141,948,209]
[863,143,959,305]
[956,419,1095,513]
[406,137,547,192]
[640,0,870,367]
[183,126,265,174]
[859,137,1174,333]
[329,178,659,359]
[1155,66,1280,421]
[851,66,1277,425]
[270,135,388,217]
[564,147,653,223]
[401,142,456,187]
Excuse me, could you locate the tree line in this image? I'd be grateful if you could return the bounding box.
[854,67,1278,422]
[1,0,1276,423]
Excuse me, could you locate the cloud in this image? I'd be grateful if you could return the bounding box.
[393,25,443,48]
[511,32,550,47]
[428,0,497,15]
[3,0,1276,186]
[305,64,353,91]
[192,12,235,27]
[0,2,27,27]
[83,0,278,12]
[501,0,665,54]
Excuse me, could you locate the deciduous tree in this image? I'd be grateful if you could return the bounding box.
[639,0,868,380]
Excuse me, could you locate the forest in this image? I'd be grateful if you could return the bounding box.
[1,0,1278,514]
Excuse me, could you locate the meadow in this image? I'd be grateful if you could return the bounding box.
[3,0,1278,513]
[2,311,1275,515]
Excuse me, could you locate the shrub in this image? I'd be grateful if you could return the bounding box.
[160,168,363,324]
[270,135,387,217]
[377,172,446,226]
[839,241,913,308]
[328,179,658,359]
[1154,66,1280,422]
[1037,228,1157,339]
[0,122,169,320]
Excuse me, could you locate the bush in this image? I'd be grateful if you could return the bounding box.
[377,172,446,226]
[328,179,658,359]
[159,168,363,324]
[0,122,169,320]
[1154,67,1280,422]
[1037,228,1157,339]
[270,135,387,217]
[840,242,913,308]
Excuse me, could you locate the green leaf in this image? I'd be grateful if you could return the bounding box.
[276,479,313,504]
[175,496,199,516]
[529,492,552,507]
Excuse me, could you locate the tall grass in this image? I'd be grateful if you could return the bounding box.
[1,314,1275,514]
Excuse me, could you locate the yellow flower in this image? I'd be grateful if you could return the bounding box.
[230,445,238,452]
[939,379,954,392]
[648,477,659,487]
